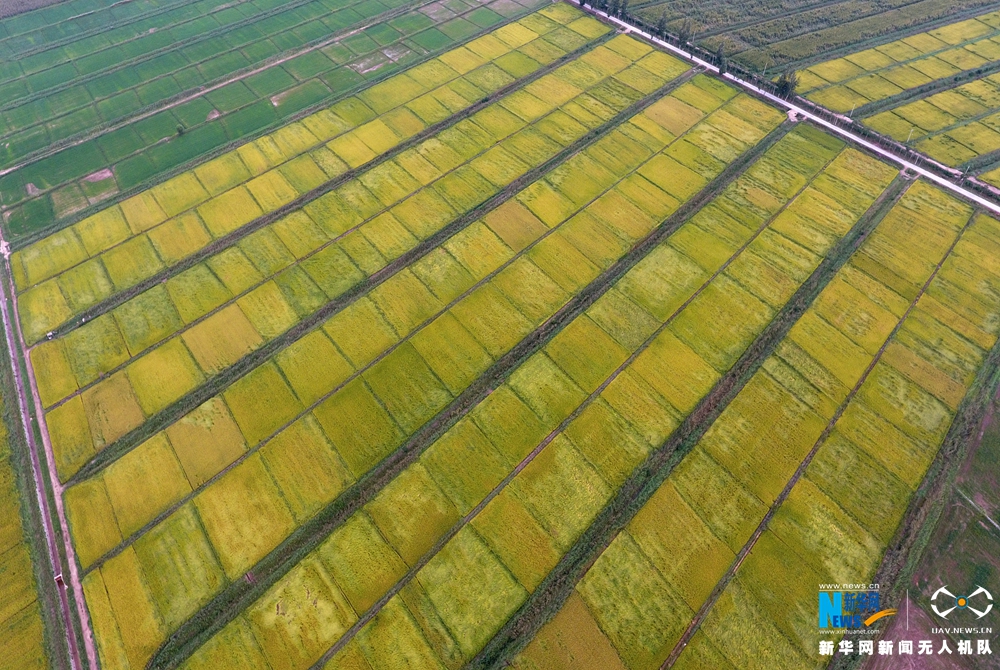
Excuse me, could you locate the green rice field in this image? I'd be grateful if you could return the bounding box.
[0,0,552,239]
[4,1,1000,669]
[630,0,999,70]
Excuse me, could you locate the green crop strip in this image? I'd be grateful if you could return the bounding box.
[13,2,592,341]
[0,0,432,157]
[0,0,400,102]
[0,0,198,54]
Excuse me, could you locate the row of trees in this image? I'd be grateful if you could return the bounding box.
[614,7,799,97]
[579,0,630,18]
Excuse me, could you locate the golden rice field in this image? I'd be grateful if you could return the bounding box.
[300,127,901,670]
[6,1,1000,669]
[800,9,1000,184]
[800,11,1000,113]
[513,181,1000,669]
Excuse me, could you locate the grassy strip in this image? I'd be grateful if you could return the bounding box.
[0,0,81,21]
[0,0,297,95]
[6,0,542,248]
[469,170,912,670]
[0,0,418,140]
[961,146,1000,173]
[145,79,785,670]
[827,248,1000,670]
[692,0,855,40]
[66,72,687,486]
[0,0,192,55]
[40,28,613,351]
[853,61,1000,119]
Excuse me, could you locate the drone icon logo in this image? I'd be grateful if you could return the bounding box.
[930,586,993,619]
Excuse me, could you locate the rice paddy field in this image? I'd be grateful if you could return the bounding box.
[507,179,1000,669]
[0,460,50,669]
[6,1,1000,669]
[798,10,1000,187]
[629,0,999,70]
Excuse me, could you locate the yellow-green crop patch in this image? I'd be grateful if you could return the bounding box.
[38,31,692,505]
[801,10,1000,111]
[514,180,983,669]
[177,121,903,670]
[0,393,54,669]
[63,74,788,666]
[798,10,1000,176]
[26,5,1000,668]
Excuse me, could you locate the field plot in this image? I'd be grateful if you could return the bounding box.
[0,0,144,29]
[797,10,1000,182]
[676,208,1000,670]
[870,80,1000,168]
[13,1,1000,668]
[0,0,549,239]
[509,180,986,669]
[799,11,1000,112]
[32,11,753,668]
[67,65,747,670]
[630,0,999,70]
[167,125,900,670]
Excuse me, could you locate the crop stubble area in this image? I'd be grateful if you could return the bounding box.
[4,1,1000,669]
